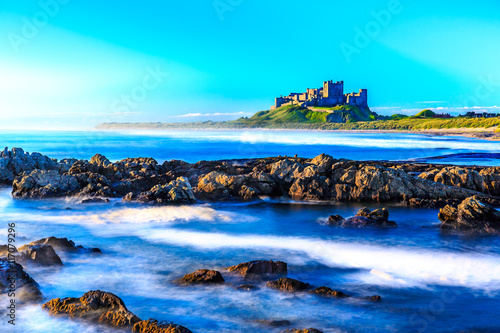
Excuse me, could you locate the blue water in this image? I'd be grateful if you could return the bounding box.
[1,130,500,333]
[1,129,499,165]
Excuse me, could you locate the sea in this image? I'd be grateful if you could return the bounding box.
[1,129,499,333]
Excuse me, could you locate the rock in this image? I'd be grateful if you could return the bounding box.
[17,244,63,266]
[90,154,112,167]
[270,160,304,184]
[23,236,101,254]
[256,320,291,327]
[282,329,323,333]
[438,196,500,232]
[365,295,383,302]
[12,169,81,199]
[310,153,335,174]
[266,278,312,292]
[136,177,196,204]
[197,171,243,201]
[132,319,192,333]
[227,260,287,280]
[0,147,58,184]
[81,197,110,204]
[405,198,461,208]
[0,258,43,303]
[235,284,258,291]
[42,290,141,328]
[327,207,397,228]
[176,269,225,285]
[309,286,349,298]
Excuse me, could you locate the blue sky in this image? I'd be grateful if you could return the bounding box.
[1,0,499,129]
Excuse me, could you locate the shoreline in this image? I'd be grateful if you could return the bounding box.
[95,125,500,140]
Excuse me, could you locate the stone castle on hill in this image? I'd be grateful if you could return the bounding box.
[271,80,368,110]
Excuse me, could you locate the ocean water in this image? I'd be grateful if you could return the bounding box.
[1,130,500,333]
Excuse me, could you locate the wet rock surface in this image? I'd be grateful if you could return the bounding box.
[327,207,397,228]
[438,196,500,233]
[16,244,63,266]
[176,269,225,285]
[227,260,287,280]
[282,329,324,333]
[132,319,192,333]
[266,278,313,292]
[42,290,141,328]
[0,258,43,303]
[309,286,350,298]
[5,150,498,206]
[43,290,193,332]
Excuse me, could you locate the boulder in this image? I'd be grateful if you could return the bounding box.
[196,171,243,200]
[310,153,335,174]
[90,154,112,167]
[12,170,81,199]
[132,319,192,333]
[282,329,323,333]
[269,160,304,184]
[0,258,43,303]
[17,244,63,266]
[438,196,500,232]
[23,237,101,254]
[227,260,287,280]
[266,278,312,292]
[136,177,196,204]
[235,284,258,291]
[42,290,141,328]
[309,286,349,298]
[365,295,383,302]
[176,269,225,285]
[0,147,58,184]
[327,207,397,228]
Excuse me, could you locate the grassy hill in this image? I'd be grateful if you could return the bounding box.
[231,104,378,126]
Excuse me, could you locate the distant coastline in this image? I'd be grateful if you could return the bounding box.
[95,117,500,140]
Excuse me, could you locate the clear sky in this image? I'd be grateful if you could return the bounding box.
[1,0,500,129]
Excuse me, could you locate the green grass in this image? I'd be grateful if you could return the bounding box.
[413,109,436,118]
[97,109,500,132]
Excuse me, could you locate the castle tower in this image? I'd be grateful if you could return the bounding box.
[323,80,344,98]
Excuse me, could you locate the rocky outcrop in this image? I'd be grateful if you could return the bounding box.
[0,258,43,303]
[327,207,397,228]
[22,236,101,254]
[227,260,287,280]
[42,290,141,328]
[419,166,500,196]
[6,150,497,205]
[438,196,500,233]
[266,278,312,292]
[282,329,323,333]
[43,290,192,332]
[309,286,349,298]
[132,319,192,333]
[0,147,58,184]
[134,177,196,204]
[16,244,63,266]
[176,269,225,285]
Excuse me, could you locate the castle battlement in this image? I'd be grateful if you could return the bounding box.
[271,80,368,110]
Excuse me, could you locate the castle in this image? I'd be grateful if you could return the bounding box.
[271,80,368,110]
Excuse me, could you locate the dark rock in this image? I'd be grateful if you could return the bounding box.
[266,278,312,292]
[81,197,110,204]
[24,236,101,254]
[365,295,383,302]
[327,207,397,228]
[439,196,500,233]
[136,177,196,204]
[282,329,323,333]
[17,244,63,266]
[176,269,225,285]
[0,258,43,303]
[235,284,258,291]
[227,260,287,280]
[132,319,192,333]
[256,320,291,327]
[309,286,349,298]
[42,290,141,328]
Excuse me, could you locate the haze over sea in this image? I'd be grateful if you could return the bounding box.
[1,130,500,333]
